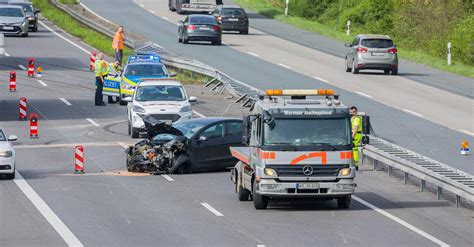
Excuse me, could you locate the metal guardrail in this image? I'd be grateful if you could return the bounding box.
[52,1,474,208]
[362,136,474,207]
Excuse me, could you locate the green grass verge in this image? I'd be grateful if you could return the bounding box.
[235,0,474,78]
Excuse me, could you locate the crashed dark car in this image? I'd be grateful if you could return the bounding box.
[126,114,243,174]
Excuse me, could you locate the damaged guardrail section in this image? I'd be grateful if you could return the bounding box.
[52,0,473,208]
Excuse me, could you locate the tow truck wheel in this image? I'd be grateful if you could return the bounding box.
[127,122,131,135]
[237,185,250,201]
[253,182,268,209]
[131,128,139,138]
[337,195,351,209]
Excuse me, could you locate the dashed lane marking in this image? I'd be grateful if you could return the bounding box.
[353,196,449,247]
[59,98,72,106]
[313,75,329,83]
[161,175,174,181]
[403,109,424,118]
[117,142,130,150]
[247,52,260,57]
[459,129,474,137]
[14,171,83,246]
[278,63,291,69]
[40,20,90,54]
[149,9,155,14]
[86,118,100,127]
[18,64,26,70]
[201,203,224,216]
[5,52,10,56]
[356,91,373,98]
[37,80,48,87]
[193,110,206,118]
[139,3,144,7]
[162,16,169,21]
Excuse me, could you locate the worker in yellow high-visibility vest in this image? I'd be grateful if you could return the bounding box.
[350,106,362,170]
[94,52,108,106]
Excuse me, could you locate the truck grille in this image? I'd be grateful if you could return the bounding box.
[149,114,181,122]
[268,164,346,177]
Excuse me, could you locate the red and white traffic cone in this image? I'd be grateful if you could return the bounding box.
[29,113,38,138]
[74,146,84,174]
[19,97,27,120]
[89,52,96,71]
[27,59,35,78]
[9,71,16,91]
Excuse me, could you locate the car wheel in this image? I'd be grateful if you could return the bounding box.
[238,185,250,201]
[131,127,139,138]
[183,35,189,44]
[213,39,222,46]
[352,60,359,74]
[119,94,127,105]
[21,32,28,37]
[5,169,15,179]
[253,181,268,209]
[33,26,38,32]
[384,69,390,75]
[243,29,249,35]
[345,59,351,72]
[178,36,182,43]
[392,69,398,75]
[128,121,131,135]
[337,195,351,209]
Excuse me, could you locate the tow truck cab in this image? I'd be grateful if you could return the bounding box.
[230,89,370,209]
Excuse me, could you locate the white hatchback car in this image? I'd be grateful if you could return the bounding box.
[0,128,17,179]
[126,79,197,138]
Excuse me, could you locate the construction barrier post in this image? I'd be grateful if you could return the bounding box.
[75,146,84,174]
[19,97,27,120]
[29,113,38,138]
[9,71,16,91]
[27,59,35,78]
[89,52,96,71]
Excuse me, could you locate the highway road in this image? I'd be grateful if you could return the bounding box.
[0,15,473,246]
[81,0,474,175]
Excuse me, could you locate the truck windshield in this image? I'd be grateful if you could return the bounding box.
[264,118,350,146]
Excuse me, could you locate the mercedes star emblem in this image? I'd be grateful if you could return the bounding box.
[303,165,313,176]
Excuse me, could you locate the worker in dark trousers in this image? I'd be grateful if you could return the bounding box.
[94,52,107,106]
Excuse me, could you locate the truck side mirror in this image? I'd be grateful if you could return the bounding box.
[362,136,370,145]
[362,115,371,135]
[242,116,251,145]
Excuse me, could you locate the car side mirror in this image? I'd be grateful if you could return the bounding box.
[178,20,184,25]
[123,97,132,102]
[169,72,177,77]
[8,135,18,142]
[362,135,370,145]
[345,43,352,47]
[362,115,371,135]
[242,116,251,145]
[198,136,207,141]
[188,96,197,102]
[35,10,40,14]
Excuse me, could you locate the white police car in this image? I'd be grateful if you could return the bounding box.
[126,79,197,138]
[0,128,17,179]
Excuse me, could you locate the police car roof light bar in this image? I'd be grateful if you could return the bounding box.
[265,89,335,96]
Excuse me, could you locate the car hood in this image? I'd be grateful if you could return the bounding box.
[138,114,183,138]
[122,75,168,85]
[138,101,186,112]
[0,16,25,24]
[0,142,12,151]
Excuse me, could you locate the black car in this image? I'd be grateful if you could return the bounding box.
[9,0,39,32]
[178,14,222,45]
[127,116,243,173]
[213,5,248,34]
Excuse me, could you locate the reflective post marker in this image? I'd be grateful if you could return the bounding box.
[347,20,351,36]
[285,0,289,16]
[447,42,451,65]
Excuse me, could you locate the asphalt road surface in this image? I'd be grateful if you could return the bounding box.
[80,0,473,175]
[0,17,473,246]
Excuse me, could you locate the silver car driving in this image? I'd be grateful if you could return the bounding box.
[345,34,398,75]
[0,4,28,37]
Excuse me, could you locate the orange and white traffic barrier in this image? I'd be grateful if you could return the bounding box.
[36,67,43,78]
[29,113,38,138]
[461,141,469,155]
[9,71,16,91]
[74,146,84,174]
[27,59,35,78]
[89,52,96,71]
[19,97,27,120]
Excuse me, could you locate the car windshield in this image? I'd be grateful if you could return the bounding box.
[189,16,217,25]
[0,130,5,141]
[222,8,245,16]
[135,85,186,102]
[264,118,350,146]
[173,121,206,138]
[361,39,394,48]
[0,7,24,17]
[124,64,166,77]
[11,3,33,12]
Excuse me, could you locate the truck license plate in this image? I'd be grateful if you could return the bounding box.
[297,183,320,190]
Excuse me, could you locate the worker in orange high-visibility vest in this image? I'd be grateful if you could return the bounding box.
[112,26,125,65]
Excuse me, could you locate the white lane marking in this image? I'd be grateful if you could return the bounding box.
[200,203,224,216]
[59,98,72,106]
[353,196,449,247]
[79,3,115,26]
[222,41,229,45]
[18,64,26,70]
[37,80,48,87]
[313,75,329,83]
[459,129,474,137]
[117,142,129,150]
[15,142,125,149]
[14,171,84,246]
[5,52,10,56]
[403,109,424,118]
[161,175,174,182]
[356,91,373,98]
[149,10,156,14]
[193,110,206,118]
[86,118,100,127]
[257,245,265,247]
[139,3,144,7]
[247,51,260,57]
[40,20,90,54]
[162,16,169,20]
[278,63,292,69]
